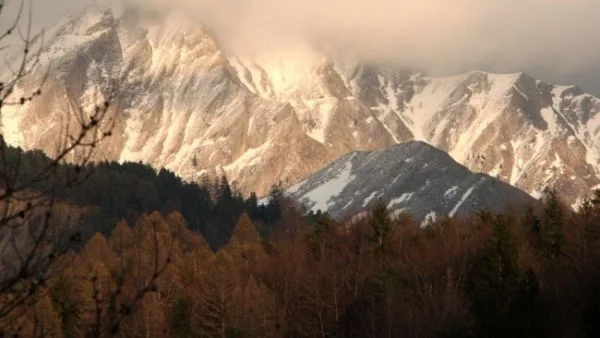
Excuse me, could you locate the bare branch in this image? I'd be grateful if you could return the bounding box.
[0,0,24,42]
[0,0,117,322]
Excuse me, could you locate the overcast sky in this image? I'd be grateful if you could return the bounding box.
[2,0,599,95]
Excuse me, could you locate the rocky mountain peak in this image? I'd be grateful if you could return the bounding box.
[2,5,600,207]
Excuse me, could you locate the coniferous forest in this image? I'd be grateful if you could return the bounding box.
[3,147,600,337]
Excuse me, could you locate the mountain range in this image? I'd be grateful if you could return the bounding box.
[1,6,599,213]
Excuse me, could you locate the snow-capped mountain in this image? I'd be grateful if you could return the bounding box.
[2,6,599,205]
[286,141,535,223]
[336,68,600,207]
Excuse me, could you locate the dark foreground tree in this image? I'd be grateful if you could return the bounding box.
[0,0,115,328]
[468,213,542,338]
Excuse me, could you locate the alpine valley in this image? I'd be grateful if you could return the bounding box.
[2,5,599,217]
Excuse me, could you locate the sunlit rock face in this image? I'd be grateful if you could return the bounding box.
[3,6,600,206]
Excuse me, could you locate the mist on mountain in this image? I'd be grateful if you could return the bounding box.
[2,0,600,95]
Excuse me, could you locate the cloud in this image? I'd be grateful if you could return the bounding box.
[172,0,600,77]
[1,0,92,33]
[3,0,600,92]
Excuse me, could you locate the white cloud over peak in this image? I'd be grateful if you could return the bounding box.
[3,0,600,93]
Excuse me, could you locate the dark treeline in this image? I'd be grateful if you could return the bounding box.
[4,146,284,249]
[4,190,600,337]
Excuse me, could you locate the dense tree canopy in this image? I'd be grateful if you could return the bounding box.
[5,147,600,337]
[3,189,600,337]
[3,146,290,249]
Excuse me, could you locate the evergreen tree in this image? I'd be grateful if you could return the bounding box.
[368,200,392,254]
[307,212,337,259]
[521,205,542,250]
[468,214,542,338]
[540,190,565,258]
[522,205,541,234]
[264,183,285,225]
[218,175,233,203]
[245,192,259,219]
[156,168,180,206]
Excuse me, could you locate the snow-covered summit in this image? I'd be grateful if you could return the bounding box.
[2,5,600,205]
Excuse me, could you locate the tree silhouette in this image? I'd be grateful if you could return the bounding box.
[0,0,115,326]
[540,190,565,258]
[468,213,542,338]
[368,200,392,254]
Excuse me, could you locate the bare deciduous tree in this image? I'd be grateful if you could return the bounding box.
[0,0,115,327]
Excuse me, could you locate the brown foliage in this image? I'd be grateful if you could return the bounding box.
[8,193,600,337]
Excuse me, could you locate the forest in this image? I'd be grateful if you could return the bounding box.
[4,0,600,336]
[2,148,600,337]
[2,146,284,250]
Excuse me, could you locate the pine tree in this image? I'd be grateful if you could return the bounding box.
[522,205,541,234]
[468,214,542,337]
[218,175,233,203]
[245,192,259,219]
[308,212,337,259]
[368,200,392,254]
[265,184,285,225]
[521,205,542,250]
[540,190,565,258]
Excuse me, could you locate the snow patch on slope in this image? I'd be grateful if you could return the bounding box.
[406,75,464,140]
[444,186,459,199]
[541,107,559,134]
[299,157,356,212]
[362,191,380,207]
[449,186,476,218]
[450,73,522,162]
[420,211,437,227]
[388,193,414,208]
[224,142,272,173]
[305,98,337,143]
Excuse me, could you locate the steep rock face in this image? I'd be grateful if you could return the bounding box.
[286,141,535,223]
[335,68,600,205]
[2,6,600,204]
[1,8,124,161]
[1,8,398,196]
